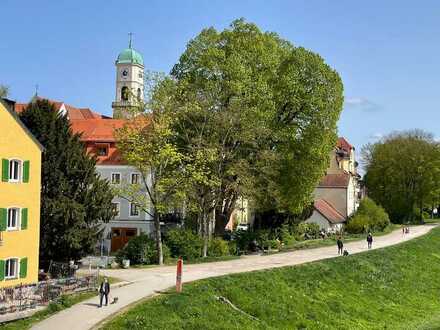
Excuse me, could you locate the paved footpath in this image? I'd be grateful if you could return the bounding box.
[32,225,435,330]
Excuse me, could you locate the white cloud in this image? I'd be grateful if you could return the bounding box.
[369,133,384,140]
[344,97,382,112]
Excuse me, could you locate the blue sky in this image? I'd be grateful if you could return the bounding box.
[2,0,439,151]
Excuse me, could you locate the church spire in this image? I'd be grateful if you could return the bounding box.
[128,32,133,49]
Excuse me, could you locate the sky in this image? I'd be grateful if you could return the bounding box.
[2,0,440,153]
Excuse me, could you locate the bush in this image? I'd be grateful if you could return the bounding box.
[233,229,257,252]
[228,240,238,255]
[165,229,203,260]
[208,238,230,257]
[278,225,295,246]
[116,235,170,265]
[256,230,271,249]
[295,223,320,240]
[357,197,390,231]
[346,198,390,234]
[345,214,370,234]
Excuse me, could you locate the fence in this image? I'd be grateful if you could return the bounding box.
[0,274,98,316]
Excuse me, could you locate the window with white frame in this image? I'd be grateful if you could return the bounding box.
[7,208,20,230]
[111,173,121,184]
[9,160,21,182]
[131,173,140,184]
[5,258,18,279]
[112,202,120,217]
[130,203,140,217]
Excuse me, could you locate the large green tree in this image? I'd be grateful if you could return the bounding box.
[363,130,440,223]
[116,78,188,265]
[19,99,115,267]
[164,19,343,234]
[0,85,9,98]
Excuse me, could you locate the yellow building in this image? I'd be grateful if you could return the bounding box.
[0,99,43,287]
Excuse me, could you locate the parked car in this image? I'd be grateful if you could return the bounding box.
[236,223,250,231]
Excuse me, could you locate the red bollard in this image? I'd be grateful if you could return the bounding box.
[176,257,183,293]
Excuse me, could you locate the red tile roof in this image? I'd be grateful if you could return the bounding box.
[319,173,350,188]
[337,137,353,152]
[14,97,110,120]
[70,119,126,142]
[314,199,345,224]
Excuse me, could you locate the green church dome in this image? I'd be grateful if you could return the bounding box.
[116,47,144,66]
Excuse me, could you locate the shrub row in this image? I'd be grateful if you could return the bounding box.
[345,197,390,234]
[116,229,233,266]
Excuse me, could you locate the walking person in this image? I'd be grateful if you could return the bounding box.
[337,237,344,255]
[99,277,110,307]
[367,232,373,249]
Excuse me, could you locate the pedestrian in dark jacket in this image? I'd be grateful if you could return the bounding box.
[337,237,344,255]
[99,277,110,307]
[367,233,373,249]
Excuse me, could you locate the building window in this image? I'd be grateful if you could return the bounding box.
[137,88,141,100]
[131,173,140,184]
[121,86,129,101]
[111,173,121,184]
[112,203,120,217]
[5,258,18,279]
[130,203,140,217]
[97,147,108,156]
[7,208,20,230]
[9,160,21,182]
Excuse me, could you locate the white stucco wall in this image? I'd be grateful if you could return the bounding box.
[346,176,357,217]
[305,211,331,231]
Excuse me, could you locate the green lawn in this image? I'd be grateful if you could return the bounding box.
[0,276,121,330]
[103,226,440,330]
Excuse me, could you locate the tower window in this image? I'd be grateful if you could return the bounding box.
[137,88,141,100]
[121,86,129,101]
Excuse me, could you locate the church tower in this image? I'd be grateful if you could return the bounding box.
[112,34,144,118]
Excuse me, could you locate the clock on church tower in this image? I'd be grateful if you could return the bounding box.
[112,34,145,119]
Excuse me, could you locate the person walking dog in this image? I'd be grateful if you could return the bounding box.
[337,237,344,255]
[367,233,373,249]
[99,277,110,307]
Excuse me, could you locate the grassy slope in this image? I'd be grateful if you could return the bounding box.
[104,226,440,330]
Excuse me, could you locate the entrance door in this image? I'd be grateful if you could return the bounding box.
[111,228,137,252]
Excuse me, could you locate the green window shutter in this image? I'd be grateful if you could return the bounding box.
[0,209,6,231]
[19,258,27,279]
[21,208,28,230]
[1,159,8,182]
[0,260,4,281]
[22,161,30,183]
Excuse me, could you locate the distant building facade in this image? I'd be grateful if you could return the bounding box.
[306,137,361,231]
[0,99,43,287]
[13,40,153,253]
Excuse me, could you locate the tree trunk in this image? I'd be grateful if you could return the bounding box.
[202,212,208,258]
[154,212,163,265]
